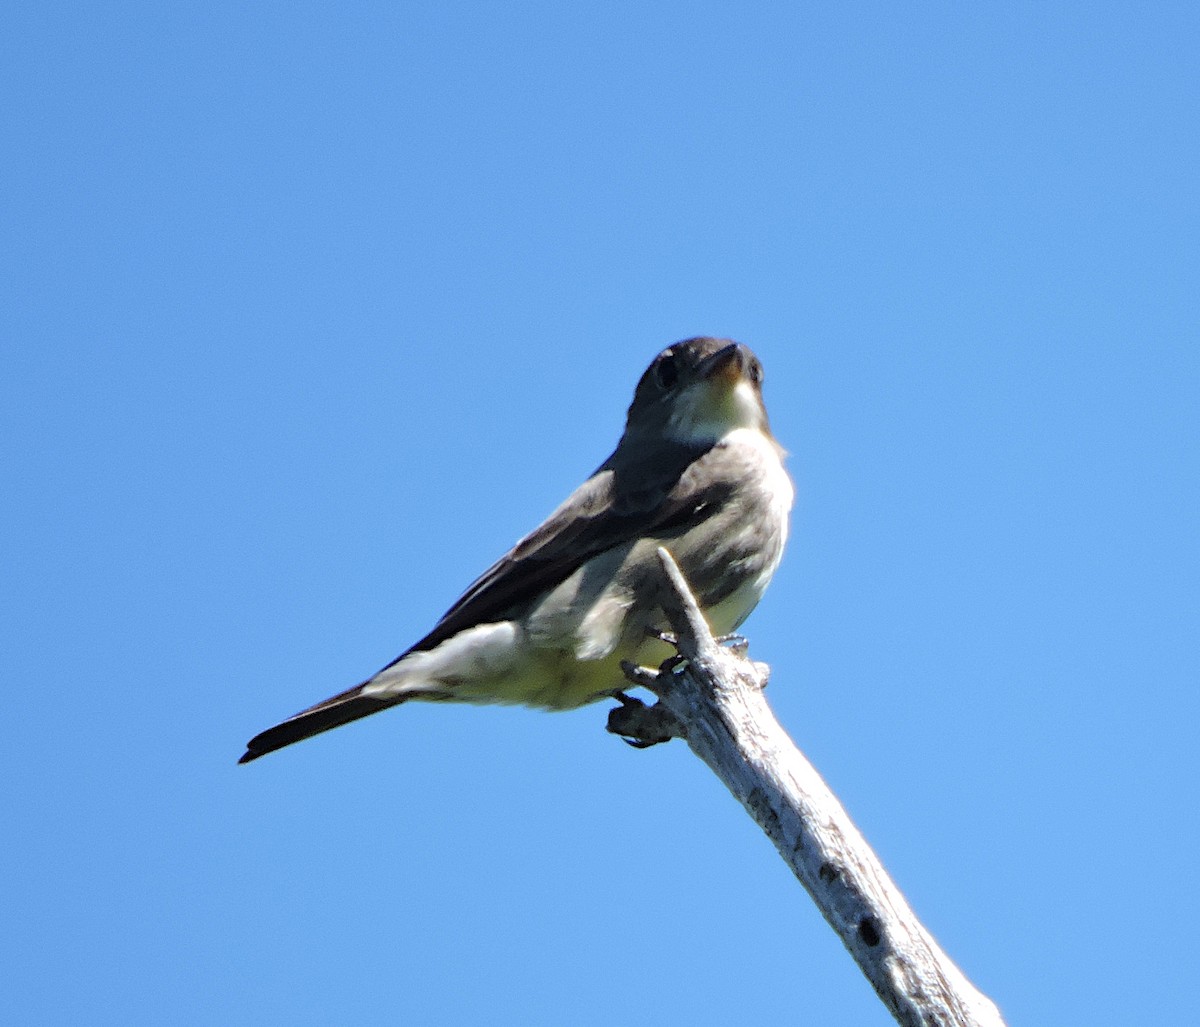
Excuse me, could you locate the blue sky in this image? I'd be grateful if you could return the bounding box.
[4,2,1197,1024]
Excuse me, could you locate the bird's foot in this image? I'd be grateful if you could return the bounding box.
[644,626,678,647]
[648,625,749,659]
[606,686,683,748]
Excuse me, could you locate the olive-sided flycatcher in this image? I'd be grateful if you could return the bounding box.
[239,337,792,763]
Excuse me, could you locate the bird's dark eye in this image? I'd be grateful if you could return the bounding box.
[748,359,763,386]
[654,352,679,390]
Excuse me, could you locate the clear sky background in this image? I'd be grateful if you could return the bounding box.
[4,3,1197,1024]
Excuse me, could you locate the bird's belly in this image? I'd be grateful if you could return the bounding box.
[435,639,675,711]
[702,572,772,636]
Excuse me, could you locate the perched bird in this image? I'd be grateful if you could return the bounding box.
[239,337,792,764]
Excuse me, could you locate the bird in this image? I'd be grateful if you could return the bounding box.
[239,337,792,764]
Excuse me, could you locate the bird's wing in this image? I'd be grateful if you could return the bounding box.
[403,450,725,656]
[239,443,729,763]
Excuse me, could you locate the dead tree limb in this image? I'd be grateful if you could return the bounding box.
[607,548,1006,1027]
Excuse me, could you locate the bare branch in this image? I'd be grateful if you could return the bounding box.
[609,546,1006,1027]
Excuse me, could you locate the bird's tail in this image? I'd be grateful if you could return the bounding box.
[238,682,407,764]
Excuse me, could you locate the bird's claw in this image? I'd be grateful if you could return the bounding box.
[644,626,678,647]
[618,662,659,690]
[606,688,681,748]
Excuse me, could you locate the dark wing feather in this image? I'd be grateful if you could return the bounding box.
[391,439,721,660]
[239,441,723,763]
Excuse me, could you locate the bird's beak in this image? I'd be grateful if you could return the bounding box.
[696,343,746,388]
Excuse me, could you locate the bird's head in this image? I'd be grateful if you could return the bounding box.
[623,337,773,447]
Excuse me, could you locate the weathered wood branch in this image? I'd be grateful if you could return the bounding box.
[607,548,1006,1027]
